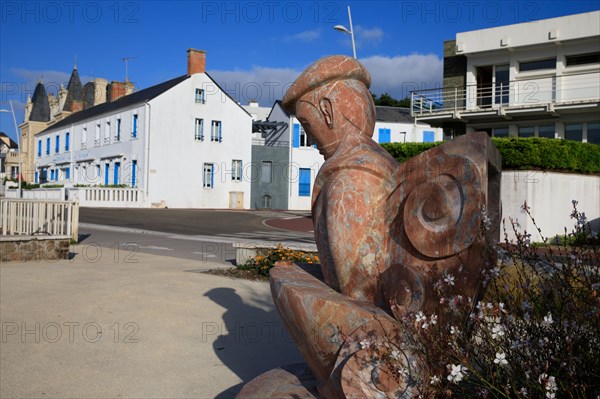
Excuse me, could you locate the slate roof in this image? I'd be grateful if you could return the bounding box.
[0,132,19,149]
[375,106,416,124]
[40,74,190,133]
[30,82,51,122]
[63,67,83,111]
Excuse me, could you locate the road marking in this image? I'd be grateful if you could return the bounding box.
[139,245,173,251]
[193,252,216,257]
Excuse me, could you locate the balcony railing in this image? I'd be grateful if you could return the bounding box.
[411,70,600,118]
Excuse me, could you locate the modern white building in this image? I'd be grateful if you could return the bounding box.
[33,49,253,209]
[412,11,600,143]
[251,101,443,211]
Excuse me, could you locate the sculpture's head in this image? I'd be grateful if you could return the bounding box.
[282,55,375,159]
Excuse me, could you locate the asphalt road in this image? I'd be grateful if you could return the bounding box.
[80,208,274,235]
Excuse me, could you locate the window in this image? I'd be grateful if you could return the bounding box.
[195,88,205,103]
[492,127,509,138]
[299,125,310,147]
[261,161,272,183]
[131,160,137,187]
[587,122,600,145]
[378,128,391,143]
[113,162,120,185]
[211,120,222,142]
[34,171,39,183]
[203,163,214,188]
[232,160,242,181]
[566,52,600,67]
[37,140,41,157]
[262,195,272,209]
[115,118,121,141]
[64,167,70,180]
[65,132,70,151]
[95,123,101,145]
[105,121,111,143]
[195,118,204,141]
[518,126,535,138]
[565,123,583,142]
[299,168,311,197]
[519,58,556,72]
[538,125,555,139]
[423,130,435,143]
[46,137,50,155]
[132,114,138,138]
[55,135,60,153]
[104,163,110,185]
[82,127,87,148]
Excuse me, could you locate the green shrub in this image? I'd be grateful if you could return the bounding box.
[239,243,319,276]
[381,137,600,174]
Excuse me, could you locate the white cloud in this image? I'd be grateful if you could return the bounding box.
[361,54,443,99]
[283,28,322,43]
[355,25,384,45]
[209,53,442,106]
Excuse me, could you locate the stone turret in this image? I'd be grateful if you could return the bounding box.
[29,81,51,122]
[63,66,83,112]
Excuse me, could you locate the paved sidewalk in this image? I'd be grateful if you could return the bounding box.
[0,247,303,398]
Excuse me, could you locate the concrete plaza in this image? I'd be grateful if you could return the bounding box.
[0,246,303,398]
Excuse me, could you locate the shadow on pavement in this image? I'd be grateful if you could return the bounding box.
[203,287,302,399]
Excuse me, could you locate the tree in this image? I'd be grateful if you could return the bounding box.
[371,92,411,108]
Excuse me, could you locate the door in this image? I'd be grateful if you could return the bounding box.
[494,65,510,105]
[113,162,120,185]
[476,66,493,107]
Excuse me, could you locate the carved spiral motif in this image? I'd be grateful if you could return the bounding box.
[403,155,482,258]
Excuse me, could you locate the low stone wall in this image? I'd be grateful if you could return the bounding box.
[233,242,318,266]
[0,236,70,262]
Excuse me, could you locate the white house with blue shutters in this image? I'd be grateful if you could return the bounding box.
[33,49,253,209]
[257,102,443,211]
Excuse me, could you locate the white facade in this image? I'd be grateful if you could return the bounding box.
[413,11,600,143]
[34,72,253,209]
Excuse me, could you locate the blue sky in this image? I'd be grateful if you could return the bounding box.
[1,0,599,141]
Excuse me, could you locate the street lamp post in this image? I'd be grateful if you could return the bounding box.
[0,100,22,198]
[333,5,357,59]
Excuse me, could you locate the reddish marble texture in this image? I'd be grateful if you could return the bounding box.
[236,55,501,398]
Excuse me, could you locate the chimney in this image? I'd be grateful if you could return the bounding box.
[107,81,128,102]
[187,48,206,75]
[248,100,259,107]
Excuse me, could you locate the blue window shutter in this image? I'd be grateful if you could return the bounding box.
[104,164,109,185]
[132,160,137,187]
[65,167,70,180]
[378,128,390,143]
[114,162,120,185]
[133,115,138,138]
[211,165,214,188]
[219,122,222,142]
[423,130,435,143]
[66,132,70,151]
[55,136,59,153]
[299,168,311,196]
[37,140,41,156]
[46,138,50,154]
[35,171,39,183]
[293,123,300,148]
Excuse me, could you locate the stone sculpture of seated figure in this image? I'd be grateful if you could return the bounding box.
[237,55,501,398]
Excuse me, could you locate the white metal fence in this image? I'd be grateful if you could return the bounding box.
[67,187,142,208]
[5,188,65,200]
[0,199,79,241]
[411,70,600,116]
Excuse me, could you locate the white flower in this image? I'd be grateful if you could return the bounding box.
[492,324,505,340]
[450,326,459,335]
[520,387,528,397]
[447,364,467,383]
[543,312,554,327]
[390,350,400,360]
[415,311,426,323]
[430,375,440,385]
[494,352,508,366]
[359,339,371,349]
[444,274,455,286]
[545,376,558,398]
[430,314,438,325]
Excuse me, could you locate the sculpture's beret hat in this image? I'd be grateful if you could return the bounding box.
[282,55,371,114]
